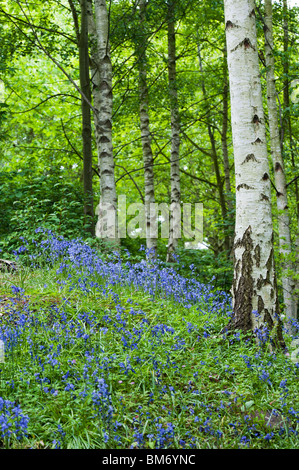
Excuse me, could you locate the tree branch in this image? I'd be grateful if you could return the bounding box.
[115,164,145,203]
[3,1,96,113]
[286,174,299,188]
[12,93,80,114]
[60,118,100,178]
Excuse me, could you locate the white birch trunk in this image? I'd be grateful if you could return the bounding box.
[224,0,284,346]
[138,0,157,255]
[166,2,181,262]
[87,0,119,244]
[264,0,296,321]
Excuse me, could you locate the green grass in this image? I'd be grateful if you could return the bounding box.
[0,235,298,450]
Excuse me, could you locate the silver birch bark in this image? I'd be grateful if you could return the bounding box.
[224,0,284,346]
[137,0,157,255]
[264,0,296,321]
[166,1,181,262]
[87,0,119,245]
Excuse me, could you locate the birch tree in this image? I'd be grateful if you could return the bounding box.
[136,0,157,255]
[224,0,284,347]
[166,0,181,262]
[264,0,296,321]
[87,0,119,244]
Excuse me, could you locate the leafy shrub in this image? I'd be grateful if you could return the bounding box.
[0,167,91,257]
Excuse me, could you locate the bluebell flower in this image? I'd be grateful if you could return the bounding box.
[0,398,29,441]
[239,435,250,446]
[64,383,75,391]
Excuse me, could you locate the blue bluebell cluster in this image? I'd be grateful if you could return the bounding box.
[0,398,29,443]
[0,229,298,448]
[18,228,232,314]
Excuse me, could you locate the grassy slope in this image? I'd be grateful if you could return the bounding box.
[0,231,298,449]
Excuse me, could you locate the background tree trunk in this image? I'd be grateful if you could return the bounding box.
[264,0,296,321]
[282,0,299,318]
[137,0,157,255]
[221,47,233,213]
[79,0,94,236]
[198,44,231,255]
[68,0,94,236]
[224,0,284,347]
[166,0,181,262]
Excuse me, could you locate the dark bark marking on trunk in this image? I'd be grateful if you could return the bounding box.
[225,20,239,29]
[102,185,114,192]
[254,244,261,267]
[232,38,255,52]
[263,309,274,327]
[242,153,258,164]
[230,227,254,332]
[99,81,110,91]
[100,135,110,143]
[266,247,273,281]
[270,288,274,299]
[235,258,241,275]
[244,38,253,49]
[257,275,263,290]
[97,119,112,130]
[253,114,261,124]
[255,248,273,292]
[236,183,253,190]
[258,295,265,314]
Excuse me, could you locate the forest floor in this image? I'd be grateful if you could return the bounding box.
[0,230,298,449]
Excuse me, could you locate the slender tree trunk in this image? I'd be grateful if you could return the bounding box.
[222,47,234,255]
[87,0,119,245]
[264,0,296,320]
[166,1,181,262]
[79,0,94,236]
[224,0,284,347]
[222,47,233,213]
[282,0,299,318]
[68,0,94,236]
[137,0,157,255]
[198,45,230,254]
[282,0,289,145]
